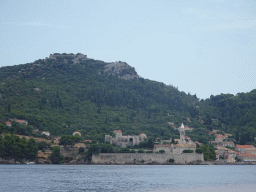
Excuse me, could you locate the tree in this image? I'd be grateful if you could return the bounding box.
[0,124,6,134]
[147,137,154,149]
[100,143,114,153]
[50,146,64,164]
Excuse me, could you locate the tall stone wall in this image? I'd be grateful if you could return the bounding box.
[92,153,204,164]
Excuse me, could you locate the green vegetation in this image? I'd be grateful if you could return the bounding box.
[182,149,194,153]
[78,147,85,153]
[0,134,38,161]
[168,158,175,163]
[137,149,145,153]
[50,146,64,164]
[0,53,255,146]
[196,145,216,161]
[159,150,165,154]
[59,135,81,147]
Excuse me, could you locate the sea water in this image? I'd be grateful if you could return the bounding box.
[0,165,255,192]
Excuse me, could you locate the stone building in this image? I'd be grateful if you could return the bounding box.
[105,130,147,148]
[153,123,196,154]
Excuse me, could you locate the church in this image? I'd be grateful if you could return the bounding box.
[153,123,196,154]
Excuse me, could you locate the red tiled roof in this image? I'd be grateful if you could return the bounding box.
[6,121,11,125]
[155,144,172,147]
[114,130,122,133]
[84,140,92,143]
[185,136,190,139]
[240,154,256,157]
[236,145,255,148]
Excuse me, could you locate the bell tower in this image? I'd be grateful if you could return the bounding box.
[179,123,186,144]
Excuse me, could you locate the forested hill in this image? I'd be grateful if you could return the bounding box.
[0,53,255,145]
[201,91,256,145]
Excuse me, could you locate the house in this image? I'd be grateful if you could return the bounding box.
[84,140,92,143]
[5,121,12,127]
[239,154,256,162]
[235,145,256,155]
[13,119,28,125]
[7,119,28,126]
[72,131,81,136]
[215,134,225,143]
[41,131,50,137]
[222,141,234,147]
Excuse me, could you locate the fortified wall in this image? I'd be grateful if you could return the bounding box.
[92,153,204,164]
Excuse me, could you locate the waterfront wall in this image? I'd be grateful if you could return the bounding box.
[92,153,204,164]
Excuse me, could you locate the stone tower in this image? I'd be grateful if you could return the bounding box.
[179,123,186,144]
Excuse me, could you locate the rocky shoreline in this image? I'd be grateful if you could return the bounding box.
[1,158,255,165]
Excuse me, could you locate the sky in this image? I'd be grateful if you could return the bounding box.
[0,0,255,99]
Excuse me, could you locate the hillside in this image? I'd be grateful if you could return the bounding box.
[0,53,255,145]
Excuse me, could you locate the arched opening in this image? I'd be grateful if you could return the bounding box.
[129,138,133,142]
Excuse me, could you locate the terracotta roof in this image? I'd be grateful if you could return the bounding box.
[16,120,25,123]
[155,144,172,147]
[216,134,225,138]
[114,130,122,133]
[240,154,256,157]
[185,136,190,139]
[236,145,255,148]
[6,121,11,125]
[174,143,196,148]
[139,133,146,136]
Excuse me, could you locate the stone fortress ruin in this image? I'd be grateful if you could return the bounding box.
[105,130,147,148]
[93,123,203,164]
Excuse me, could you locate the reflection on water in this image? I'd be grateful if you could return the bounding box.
[0,165,255,192]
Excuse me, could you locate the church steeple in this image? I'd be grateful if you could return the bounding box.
[179,123,186,144]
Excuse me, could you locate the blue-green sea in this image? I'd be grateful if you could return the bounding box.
[0,165,255,192]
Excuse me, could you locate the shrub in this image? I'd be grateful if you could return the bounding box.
[78,147,85,153]
[159,150,165,154]
[169,158,175,163]
[183,149,194,153]
[137,149,145,153]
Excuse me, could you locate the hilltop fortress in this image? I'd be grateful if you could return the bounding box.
[105,130,147,147]
[93,123,203,164]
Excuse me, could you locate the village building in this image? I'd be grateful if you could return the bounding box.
[105,130,147,148]
[5,121,12,127]
[239,154,256,162]
[41,131,50,137]
[6,119,28,126]
[215,134,225,144]
[153,123,196,154]
[72,131,81,136]
[222,141,235,147]
[235,145,256,155]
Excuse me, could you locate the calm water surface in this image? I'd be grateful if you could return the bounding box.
[0,165,255,192]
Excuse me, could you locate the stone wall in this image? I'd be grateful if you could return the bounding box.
[92,153,204,164]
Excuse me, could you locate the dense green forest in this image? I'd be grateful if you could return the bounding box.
[0,53,255,145]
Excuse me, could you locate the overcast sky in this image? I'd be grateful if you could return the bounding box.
[1,0,255,99]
